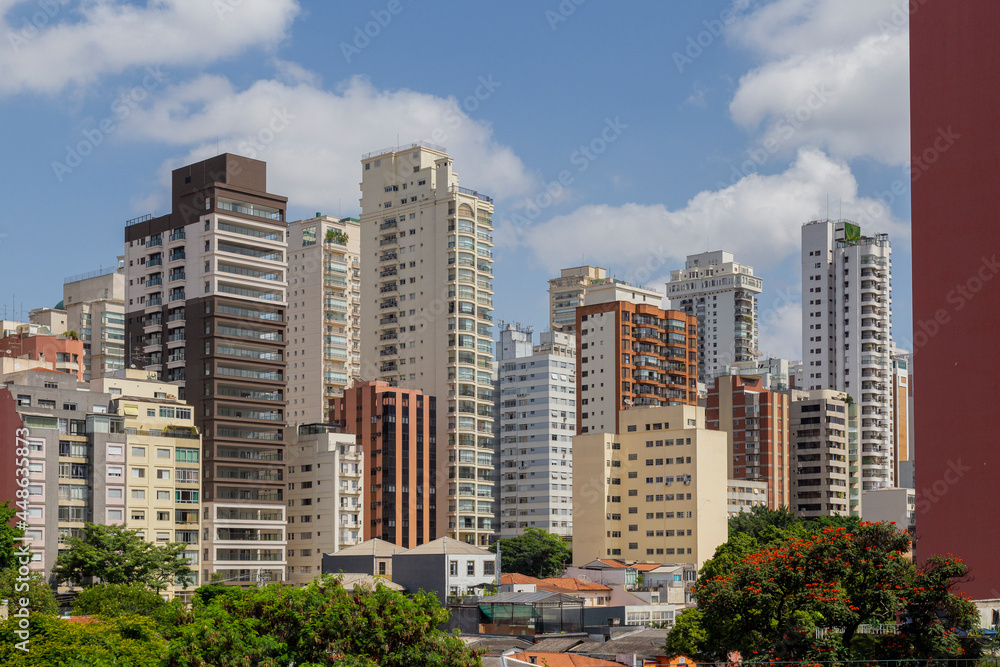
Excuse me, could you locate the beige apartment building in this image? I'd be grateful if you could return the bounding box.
[572,404,728,568]
[359,143,495,546]
[285,424,364,585]
[789,389,860,518]
[91,369,202,599]
[548,265,608,334]
[287,215,362,425]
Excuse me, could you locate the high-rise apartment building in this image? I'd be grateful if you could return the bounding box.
[666,251,762,384]
[788,389,859,518]
[911,0,1000,597]
[90,370,202,598]
[722,357,793,392]
[706,375,789,510]
[63,265,127,381]
[331,380,436,548]
[571,404,728,568]
[889,349,910,487]
[548,265,608,334]
[801,219,893,491]
[124,154,289,583]
[287,215,361,425]
[577,281,697,436]
[359,143,495,546]
[496,324,576,540]
[286,424,364,585]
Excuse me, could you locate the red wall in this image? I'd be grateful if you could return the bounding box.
[911,0,1000,599]
[0,388,24,517]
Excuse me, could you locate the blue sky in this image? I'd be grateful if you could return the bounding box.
[0,0,912,359]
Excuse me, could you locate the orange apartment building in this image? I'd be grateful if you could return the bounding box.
[576,299,697,436]
[707,374,790,509]
[330,380,436,548]
[0,331,84,381]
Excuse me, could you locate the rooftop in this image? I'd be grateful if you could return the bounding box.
[402,536,493,556]
[325,538,405,558]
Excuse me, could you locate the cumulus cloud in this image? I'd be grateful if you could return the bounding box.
[119,73,537,215]
[514,148,907,279]
[726,0,909,165]
[0,0,299,95]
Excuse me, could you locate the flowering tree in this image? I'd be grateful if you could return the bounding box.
[665,522,981,662]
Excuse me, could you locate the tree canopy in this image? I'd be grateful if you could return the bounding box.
[489,527,572,578]
[53,523,193,591]
[163,575,480,666]
[664,521,981,662]
[0,500,25,572]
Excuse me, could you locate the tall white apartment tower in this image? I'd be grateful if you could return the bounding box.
[666,250,763,384]
[496,324,576,541]
[359,143,496,547]
[287,215,362,425]
[801,219,893,490]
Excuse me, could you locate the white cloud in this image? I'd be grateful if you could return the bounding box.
[0,0,299,95]
[758,300,803,361]
[120,73,537,215]
[515,147,907,279]
[726,0,909,165]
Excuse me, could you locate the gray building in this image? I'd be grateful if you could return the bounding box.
[496,325,576,540]
[391,537,498,604]
[321,538,405,578]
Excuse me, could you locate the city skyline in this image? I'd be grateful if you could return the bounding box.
[0,1,913,364]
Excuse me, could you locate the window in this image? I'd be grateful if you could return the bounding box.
[157,469,171,480]
[157,491,170,500]
[108,509,123,521]
[131,510,145,521]
[108,488,123,499]
[131,489,146,500]
[108,445,123,457]
[131,446,146,458]
[176,448,199,463]
[147,409,156,417]
[157,448,170,459]
[131,468,145,478]
[467,561,476,576]
[63,403,77,411]
[108,466,123,478]
[449,561,458,576]
[27,485,42,496]
[157,511,170,521]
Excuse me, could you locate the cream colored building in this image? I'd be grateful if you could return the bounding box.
[64,264,127,381]
[789,389,860,518]
[286,424,364,585]
[287,216,361,425]
[91,369,202,600]
[548,265,607,334]
[359,143,495,546]
[727,479,768,516]
[571,405,728,568]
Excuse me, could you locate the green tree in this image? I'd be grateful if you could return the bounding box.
[53,523,193,591]
[0,614,166,666]
[489,527,571,578]
[0,500,25,571]
[664,522,981,662]
[0,568,58,614]
[73,583,184,628]
[163,575,480,666]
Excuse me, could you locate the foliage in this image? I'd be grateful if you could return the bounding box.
[489,527,571,578]
[0,568,58,614]
[53,523,193,591]
[73,583,184,628]
[326,228,349,245]
[665,521,981,662]
[0,500,25,571]
[162,576,481,666]
[0,613,166,666]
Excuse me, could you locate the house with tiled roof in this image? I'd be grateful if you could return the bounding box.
[507,652,621,667]
[538,577,613,606]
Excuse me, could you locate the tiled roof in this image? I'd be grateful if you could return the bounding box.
[530,636,598,653]
[403,536,494,556]
[508,652,621,667]
[539,577,612,593]
[464,636,535,655]
[326,538,406,558]
[573,628,670,657]
[500,572,544,585]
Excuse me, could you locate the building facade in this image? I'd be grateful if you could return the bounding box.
[801,220,893,491]
[63,265,127,381]
[577,283,697,436]
[789,389,859,518]
[285,424,364,585]
[571,405,728,568]
[496,325,576,540]
[666,251,762,384]
[286,215,361,425]
[707,374,789,510]
[359,143,495,546]
[124,154,289,583]
[547,265,608,334]
[330,380,435,548]
[0,327,84,380]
